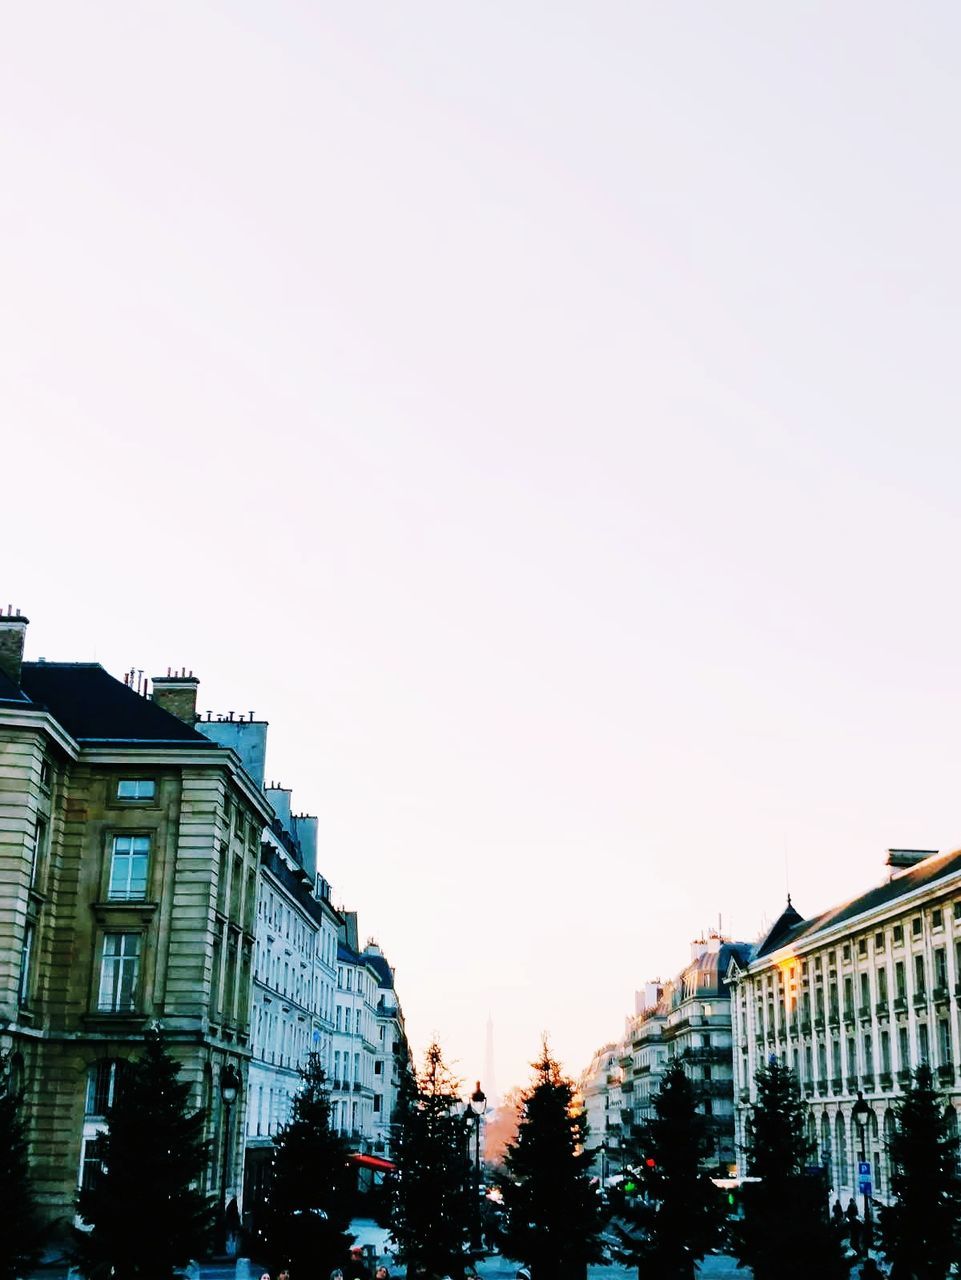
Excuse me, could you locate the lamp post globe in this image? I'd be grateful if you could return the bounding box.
[851,1091,872,1256]
[218,1064,242,1255]
[466,1081,486,1255]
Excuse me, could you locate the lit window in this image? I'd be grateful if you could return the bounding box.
[108,836,149,900]
[79,1135,105,1191]
[98,933,141,1012]
[117,779,156,800]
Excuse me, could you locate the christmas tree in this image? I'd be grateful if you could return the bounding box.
[498,1042,604,1280]
[261,1054,354,1273]
[733,1058,846,1280]
[880,1062,961,1280]
[0,1056,45,1280]
[386,1041,472,1277]
[73,1031,214,1280]
[612,1056,720,1280]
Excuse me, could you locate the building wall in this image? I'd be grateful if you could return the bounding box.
[331,951,379,1148]
[0,714,268,1232]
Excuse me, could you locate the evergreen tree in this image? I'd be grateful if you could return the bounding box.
[73,1032,214,1280]
[611,1057,720,1280]
[879,1063,961,1280]
[498,1043,604,1280]
[0,1056,45,1280]
[386,1041,472,1277]
[261,1054,355,1274]
[732,1059,846,1280]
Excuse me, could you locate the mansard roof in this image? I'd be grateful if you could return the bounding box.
[755,848,961,959]
[17,662,212,745]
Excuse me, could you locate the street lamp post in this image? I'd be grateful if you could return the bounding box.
[852,1090,872,1256]
[468,1081,487,1254]
[219,1064,242,1255]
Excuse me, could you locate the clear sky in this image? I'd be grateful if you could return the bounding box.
[4,2,961,1097]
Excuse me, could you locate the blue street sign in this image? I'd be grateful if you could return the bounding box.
[859,1180,872,1196]
[858,1161,871,1176]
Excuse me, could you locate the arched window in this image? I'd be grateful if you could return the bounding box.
[80,1059,126,1192]
[835,1111,848,1190]
[945,1105,959,1174]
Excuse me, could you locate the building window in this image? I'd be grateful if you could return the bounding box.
[98,933,141,1012]
[933,908,944,930]
[877,966,888,1003]
[373,1094,382,1113]
[895,961,906,999]
[915,954,926,997]
[18,923,34,1007]
[935,948,948,990]
[858,937,868,957]
[875,932,885,950]
[85,1060,125,1117]
[954,902,961,923]
[108,836,150,900]
[117,779,156,800]
[898,1024,910,1071]
[913,917,923,938]
[39,757,52,789]
[939,1019,952,1066]
[893,924,904,944]
[374,1059,383,1076]
[843,944,851,963]
[919,1022,930,1064]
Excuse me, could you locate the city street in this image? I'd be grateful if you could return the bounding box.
[205,1234,752,1280]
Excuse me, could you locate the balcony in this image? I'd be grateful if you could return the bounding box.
[913,992,928,1009]
[938,1064,955,1085]
[830,1076,842,1094]
[878,1071,893,1089]
[875,1001,889,1019]
[933,985,950,1006]
[858,1006,872,1023]
[893,996,908,1013]
[897,1068,912,1087]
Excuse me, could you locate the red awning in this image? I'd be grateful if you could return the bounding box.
[349,1153,395,1172]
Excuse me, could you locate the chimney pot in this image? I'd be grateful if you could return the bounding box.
[150,671,200,724]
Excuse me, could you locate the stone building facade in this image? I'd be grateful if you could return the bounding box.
[729,848,961,1204]
[580,934,750,1179]
[0,614,271,1235]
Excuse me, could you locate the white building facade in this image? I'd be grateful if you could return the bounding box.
[729,849,961,1205]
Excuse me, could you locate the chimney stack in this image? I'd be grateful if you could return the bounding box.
[150,668,199,724]
[0,608,28,687]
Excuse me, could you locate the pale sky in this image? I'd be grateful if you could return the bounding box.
[4,2,961,1097]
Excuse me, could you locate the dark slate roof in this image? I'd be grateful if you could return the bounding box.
[0,668,28,703]
[17,663,212,744]
[757,898,804,957]
[363,952,395,990]
[338,941,360,964]
[756,849,961,958]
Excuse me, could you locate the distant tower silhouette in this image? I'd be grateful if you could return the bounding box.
[484,1012,499,1106]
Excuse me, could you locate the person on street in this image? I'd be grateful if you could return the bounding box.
[846,1198,861,1254]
